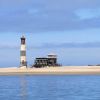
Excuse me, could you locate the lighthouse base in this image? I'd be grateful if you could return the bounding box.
[20,66,27,69]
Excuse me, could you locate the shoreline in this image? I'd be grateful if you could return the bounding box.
[0,66,100,75]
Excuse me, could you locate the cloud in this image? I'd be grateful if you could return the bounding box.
[0,44,18,49]
[75,8,100,20]
[24,42,100,49]
[0,42,100,50]
[39,42,100,49]
[0,0,100,32]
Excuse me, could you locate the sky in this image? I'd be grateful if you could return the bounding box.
[0,0,100,67]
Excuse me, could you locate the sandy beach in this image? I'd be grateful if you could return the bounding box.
[0,66,100,75]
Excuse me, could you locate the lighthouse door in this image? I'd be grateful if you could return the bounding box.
[22,60,25,65]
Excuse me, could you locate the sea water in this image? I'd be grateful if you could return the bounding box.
[0,75,100,100]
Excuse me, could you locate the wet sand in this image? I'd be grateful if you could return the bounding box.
[0,66,100,75]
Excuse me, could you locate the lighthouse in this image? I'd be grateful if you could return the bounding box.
[20,35,27,68]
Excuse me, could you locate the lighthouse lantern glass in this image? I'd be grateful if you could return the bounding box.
[21,39,25,44]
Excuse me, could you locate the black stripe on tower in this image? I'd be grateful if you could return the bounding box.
[20,51,26,56]
[20,61,27,66]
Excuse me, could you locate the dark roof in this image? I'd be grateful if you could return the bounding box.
[36,57,48,59]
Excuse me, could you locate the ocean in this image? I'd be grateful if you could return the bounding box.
[0,75,100,100]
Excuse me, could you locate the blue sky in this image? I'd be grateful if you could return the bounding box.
[0,0,100,67]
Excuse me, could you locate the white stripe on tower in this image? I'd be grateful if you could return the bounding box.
[20,35,27,67]
[21,45,26,51]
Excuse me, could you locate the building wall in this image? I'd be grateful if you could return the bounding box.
[33,57,58,68]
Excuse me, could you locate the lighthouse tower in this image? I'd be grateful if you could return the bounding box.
[20,35,27,68]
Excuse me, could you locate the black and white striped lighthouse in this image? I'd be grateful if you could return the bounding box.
[20,35,27,68]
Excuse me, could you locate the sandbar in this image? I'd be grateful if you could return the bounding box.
[0,66,100,75]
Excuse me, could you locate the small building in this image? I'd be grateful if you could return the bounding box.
[33,54,60,68]
[34,58,48,68]
[47,53,57,66]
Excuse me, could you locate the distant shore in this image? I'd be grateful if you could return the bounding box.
[0,66,100,75]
